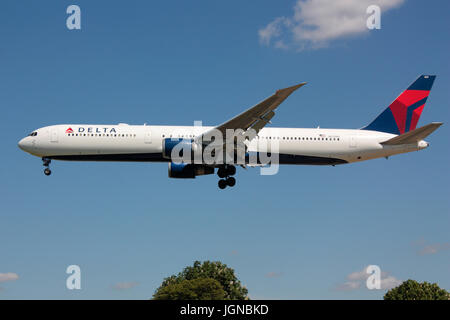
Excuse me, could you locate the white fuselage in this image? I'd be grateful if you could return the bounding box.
[18,123,428,165]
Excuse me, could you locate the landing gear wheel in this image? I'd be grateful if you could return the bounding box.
[217,168,226,179]
[218,179,227,189]
[218,165,237,189]
[226,165,236,176]
[42,158,51,167]
[226,177,236,187]
[42,158,52,175]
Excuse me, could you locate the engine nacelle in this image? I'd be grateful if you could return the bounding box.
[168,162,214,179]
[162,138,199,161]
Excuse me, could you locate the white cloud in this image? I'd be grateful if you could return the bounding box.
[265,272,284,278]
[258,0,405,50]
[335,266,401,291]
[420,243,450,255]
[0,273,19,283]
[335,281,361,291]
[112,281,139,290]
[346,269,369,282]
[380,276,402,290]
[413,238,450,255]
[258,17,289,46]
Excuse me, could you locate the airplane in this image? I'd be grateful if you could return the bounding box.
[18,75,442,189]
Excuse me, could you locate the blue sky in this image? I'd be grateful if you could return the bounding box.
[1,0,449,299]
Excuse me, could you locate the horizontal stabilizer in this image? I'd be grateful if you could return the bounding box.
[381,122,443,145]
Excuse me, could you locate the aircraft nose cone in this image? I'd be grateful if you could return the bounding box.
[18,137,29,151]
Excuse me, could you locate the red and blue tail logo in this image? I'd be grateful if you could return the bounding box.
[363,75,436,135]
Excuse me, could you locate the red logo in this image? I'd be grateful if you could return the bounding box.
[66,128,74,133]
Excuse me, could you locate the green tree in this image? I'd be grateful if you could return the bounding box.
[384,279,449,300]
[153,278,226,300]
[153,261,248,300]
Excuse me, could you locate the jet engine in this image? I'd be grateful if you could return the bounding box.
[162,138,202,161]
[168,162,214,179]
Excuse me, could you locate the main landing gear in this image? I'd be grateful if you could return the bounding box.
[42,157,52,176]
[217,165,236,189]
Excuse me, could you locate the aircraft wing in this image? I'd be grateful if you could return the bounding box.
[196,82,306,143]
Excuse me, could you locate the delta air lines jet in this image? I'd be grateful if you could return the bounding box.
[18,75,442,189]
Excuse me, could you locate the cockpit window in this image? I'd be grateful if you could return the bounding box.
[28,132,38,136]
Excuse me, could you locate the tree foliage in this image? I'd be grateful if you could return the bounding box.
[384,279,449,300]
[153,278,226,300]
[153,261,248,300]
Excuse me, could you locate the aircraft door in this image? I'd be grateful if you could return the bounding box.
[349,136,357,148]
[144,129,152,144]
[50,128,58,143]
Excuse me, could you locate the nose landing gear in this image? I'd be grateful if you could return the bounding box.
[217,165,236,189]
[42,158,52,176]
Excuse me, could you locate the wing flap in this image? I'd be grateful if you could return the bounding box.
[251,110,275,135]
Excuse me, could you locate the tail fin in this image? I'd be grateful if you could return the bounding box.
[363,75,436,134]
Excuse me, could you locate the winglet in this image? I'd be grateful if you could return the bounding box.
[275,82,307,99]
